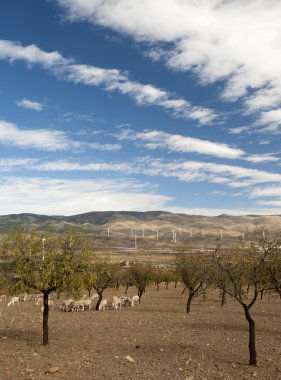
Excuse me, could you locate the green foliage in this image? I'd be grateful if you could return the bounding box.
[9,230,88,295]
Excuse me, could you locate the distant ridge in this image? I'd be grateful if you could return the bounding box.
[0,211,281,235]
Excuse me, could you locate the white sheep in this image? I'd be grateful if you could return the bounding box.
[98,299,107,311]
[60,298,74,312]
[7,296,20,307]
[132,295,140,306]
[0,294,7,302]
[112,296,122,309]
[91,293,99,300]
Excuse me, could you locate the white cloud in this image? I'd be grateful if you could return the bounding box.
[0,39,68,67]
[55,0,281,131]
[24,156,281,189]
[16,98,44,111]
[244,154,279,163]
[0,120,74,151]
[0,119,122,152]
[63,64,217,124]
[0,38,216,125]
[0,158,38,171]
[0,177,170,215]
[89,142,122,151]
[118,128,245,159]
[164,206,281,217]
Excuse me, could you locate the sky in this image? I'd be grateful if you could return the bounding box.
[1,0,281,216]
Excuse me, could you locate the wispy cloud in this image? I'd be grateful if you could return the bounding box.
[21,156,281,189]
[117,128,279,163]
[0,119,121,152]
[0,120,74,151]
[16,98,44,111]
[0,39,216,125]
[55,0,281,132]
[0,176,170,215]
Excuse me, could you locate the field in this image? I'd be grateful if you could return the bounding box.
[0,286,281,380]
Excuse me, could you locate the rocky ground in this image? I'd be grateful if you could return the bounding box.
[0,286,280,380]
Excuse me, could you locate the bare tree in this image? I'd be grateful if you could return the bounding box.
[210,239,269,367]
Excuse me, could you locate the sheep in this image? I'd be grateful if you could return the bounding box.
[7,296,20,307]
[0,295,7,302]
[112,296,122,309]
[126,296,134,307]
[60,299,74,312]
[132,295,140,306]
[120,295,134,307]
[71,300,84,312]
[91,293,99,300]
[19,293,30,302]
[98,299,107,311]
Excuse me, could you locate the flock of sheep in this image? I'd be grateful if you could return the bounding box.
[60,294,140,312]
[0,292,140,312]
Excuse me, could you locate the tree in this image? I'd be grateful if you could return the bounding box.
[9,230,87,346]
[120,268,135,295]
[91,259,119,310]
[210,240,269,367]
[174,253,209,313]
[129,262,154,302]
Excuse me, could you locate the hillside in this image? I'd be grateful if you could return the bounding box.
[0,211,281,244]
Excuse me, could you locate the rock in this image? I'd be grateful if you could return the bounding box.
[252,372,258,377]
[45,367,60,374]
[125,355,135,363]
[26,369,35,373]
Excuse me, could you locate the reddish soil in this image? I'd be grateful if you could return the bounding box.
[0,286,281,380]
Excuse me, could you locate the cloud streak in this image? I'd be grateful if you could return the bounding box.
[0,39,216,125]
[0,176,170,215]
[55,0,281,132]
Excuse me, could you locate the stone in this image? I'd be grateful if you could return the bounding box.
[125,355,135,363]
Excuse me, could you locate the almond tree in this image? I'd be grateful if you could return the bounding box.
[174,253,209,313]
[210,241,268,366]
[9,230,87,345]
[129,262,154,302]
[91,259,119,310]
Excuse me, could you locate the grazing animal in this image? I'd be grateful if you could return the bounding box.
[0,295,7,302]
[7,296,20,307]
[98,299,108,311]
[112,296,122,309]
[132,295,140,306]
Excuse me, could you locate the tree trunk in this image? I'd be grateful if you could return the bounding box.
[156,283,159,291]
[174,280,177,288]
[165,281,169,290]
[138,288,144,303]
[186,291,194,314]
[95,293,103,310]
[260,290,263,300]
[221,288,227,307]
[125,284,129,295]
[243,305,257,366]
[88,289,91,298]
[42,291,49,346]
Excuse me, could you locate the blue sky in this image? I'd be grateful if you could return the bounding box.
[1,0,281,216]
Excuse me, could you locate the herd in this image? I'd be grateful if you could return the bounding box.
[1,292,140,312]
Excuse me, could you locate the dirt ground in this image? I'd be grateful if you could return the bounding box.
[0,285,281,380]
